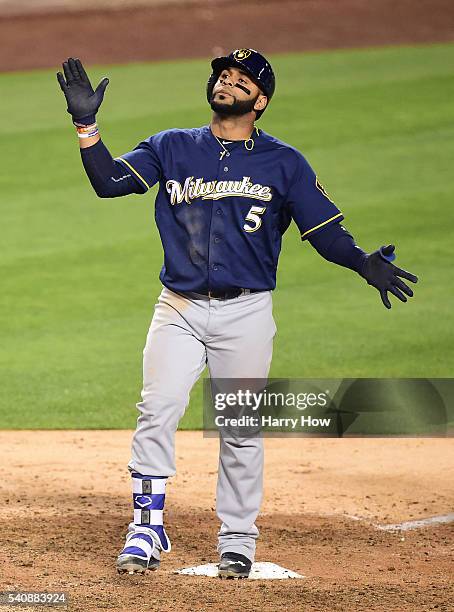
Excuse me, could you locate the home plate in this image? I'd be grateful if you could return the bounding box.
[175,562,304,580]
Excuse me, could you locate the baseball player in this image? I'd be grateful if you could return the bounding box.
[57,50,417,579]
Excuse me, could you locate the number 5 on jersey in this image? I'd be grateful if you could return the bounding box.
[243,206,266,233]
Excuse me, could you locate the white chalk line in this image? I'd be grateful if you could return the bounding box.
[339,512,454,531]
[296,510,454,531]
[376,513,454,531]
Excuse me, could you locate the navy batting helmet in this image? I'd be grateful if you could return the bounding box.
[206,48,275,120]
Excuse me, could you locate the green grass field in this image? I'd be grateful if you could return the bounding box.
[1,43,453,429]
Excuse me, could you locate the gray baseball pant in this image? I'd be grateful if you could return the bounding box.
[127,286,276,562]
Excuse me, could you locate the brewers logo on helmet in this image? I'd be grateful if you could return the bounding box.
[233,49,252,60]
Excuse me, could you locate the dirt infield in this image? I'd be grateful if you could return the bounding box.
[0,431,453,611]
[1,0,454,72]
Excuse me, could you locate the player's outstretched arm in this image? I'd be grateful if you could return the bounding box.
[57,58,144,197]
[308,224,418,309]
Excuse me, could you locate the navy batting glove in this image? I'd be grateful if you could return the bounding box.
[57,57,109,125]
[360,244,418,309]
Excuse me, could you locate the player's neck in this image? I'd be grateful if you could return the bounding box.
[210,113,256,141]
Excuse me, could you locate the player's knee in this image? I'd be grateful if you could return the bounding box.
[136,390,190,416]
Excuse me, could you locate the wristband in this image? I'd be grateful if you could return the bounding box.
[77,129,99,139]
[75,123,99,139]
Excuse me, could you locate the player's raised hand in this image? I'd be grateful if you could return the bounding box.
[57,58,109,125]
[360,244,418,309]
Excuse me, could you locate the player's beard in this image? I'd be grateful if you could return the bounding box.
[210,92,260,117]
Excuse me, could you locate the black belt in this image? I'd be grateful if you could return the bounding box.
[200,288,262,300]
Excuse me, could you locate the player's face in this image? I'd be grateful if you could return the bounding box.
[210,67,267,117]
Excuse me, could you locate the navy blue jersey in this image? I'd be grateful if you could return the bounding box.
[116,126,343,293]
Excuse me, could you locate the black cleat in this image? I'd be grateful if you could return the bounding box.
[218,552,252,579]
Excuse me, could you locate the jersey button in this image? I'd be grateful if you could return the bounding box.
[216,208,222,215]
[214,236,221,243]
[223,166,229,172]
[212,264,219,271]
